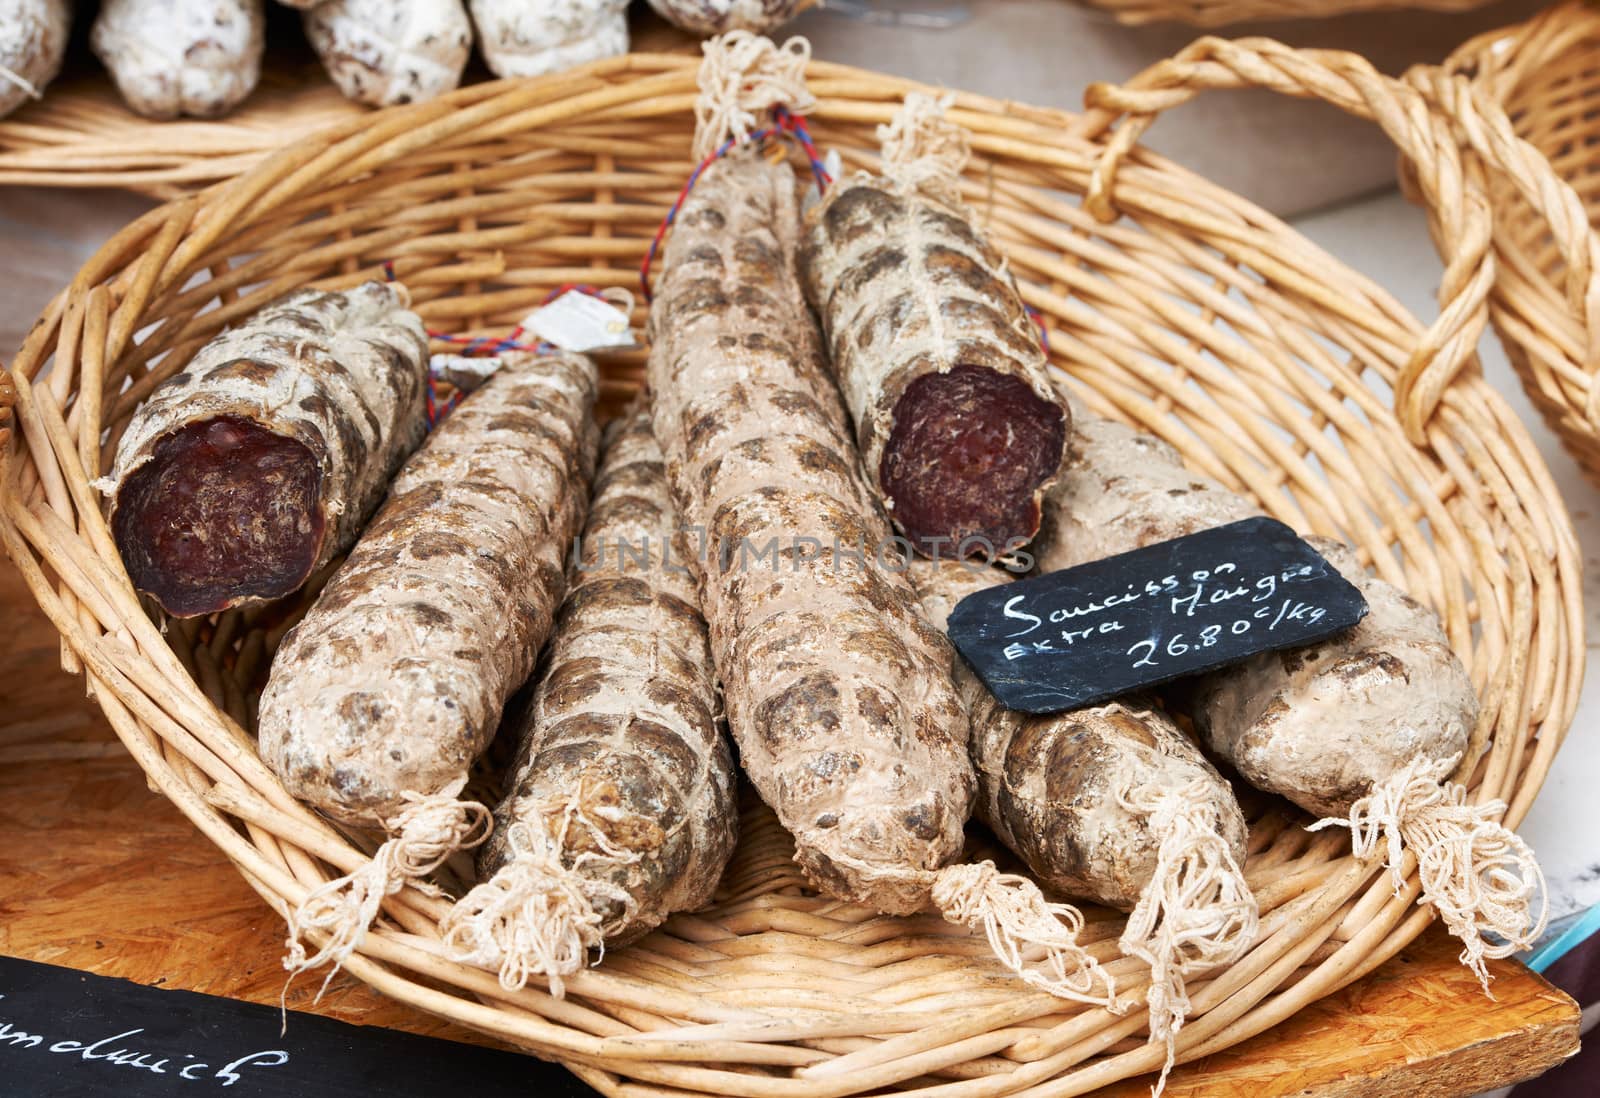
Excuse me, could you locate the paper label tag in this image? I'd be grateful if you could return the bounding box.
[803,149,844,214]
[946,517,1369,713]
[428,354,504,395]
[525,292,636,353]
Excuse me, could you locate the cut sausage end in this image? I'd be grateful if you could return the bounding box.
[881,364,1066,558]
[113,415,324,617]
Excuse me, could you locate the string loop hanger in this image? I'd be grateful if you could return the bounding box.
[693,32,816,161]
[877,90,971,212]
[642,32,829,301]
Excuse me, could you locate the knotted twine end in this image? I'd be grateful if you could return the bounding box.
[693,31,815,161]
[283,777,491,1001]
[878,92,971,212]
[442,817,638,999]
[1117,782,1258,1097]
[932,861,1119,1008]
[1308,757,1548,990]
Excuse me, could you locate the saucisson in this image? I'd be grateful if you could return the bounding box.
[444,400,738,995]
[305,0,473,107]
[259,350,598,977]
[92,0,265,119]
[1036,407,1543,983]
[912,558,1254,1080]
[0,1,69,122]
[799,93,1068,559]
[260,349,598,828]
[102,281,430,618]
[646,0,807,36]
[469,0,628,79]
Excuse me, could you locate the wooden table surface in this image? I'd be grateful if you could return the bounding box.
[0,558,1581,1096]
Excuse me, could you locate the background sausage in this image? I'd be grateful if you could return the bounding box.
[92,0,265,119]
[305,0,473,107]
[0,1,69,121]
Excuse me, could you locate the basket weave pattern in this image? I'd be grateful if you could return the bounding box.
[1442,2,1600,486]
[0,67,367,200]
[0,54,1582,1096]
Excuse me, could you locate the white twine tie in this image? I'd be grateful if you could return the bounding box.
[878,91,971,211]
[0,64,43,101]
[1117,781,1258,1097]
[929,860,1119,1008]
[1308,757,1547,989]
[283,777,491,998]
[693,32,815,161]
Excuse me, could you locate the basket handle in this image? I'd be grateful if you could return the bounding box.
[1077,36,1600,444]
[1405,57,1600,419]
[1439,1,1587,99]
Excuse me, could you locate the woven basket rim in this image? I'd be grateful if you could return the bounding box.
[1437,0,1600,487]
[0,49,1581,1098]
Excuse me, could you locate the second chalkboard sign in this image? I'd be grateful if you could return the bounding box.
[0,954,597,1098]
[947,517,1368,713]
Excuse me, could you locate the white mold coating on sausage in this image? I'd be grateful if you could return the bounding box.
[480,401,739,945]
[911,559,1247,911]
[259,351,600,828]
[646,150,974,916]
[646,0,805,36]
[91,0,265,120]
[469,0,628,79]
[305,0,473,107]
[0,1,70,121]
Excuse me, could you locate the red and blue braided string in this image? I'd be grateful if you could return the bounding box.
[633,110,1050,356]
[640,106,832,303]
[381,263,620,425]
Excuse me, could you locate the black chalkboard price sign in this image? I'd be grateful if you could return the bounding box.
[947,517,1369,713]
[0,954,597,1098]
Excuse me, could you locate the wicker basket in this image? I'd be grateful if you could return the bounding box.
[1432,1,1600,485]
[0,50,1583,1097]
[1080,0,1493,29]
[0,64,366,200]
